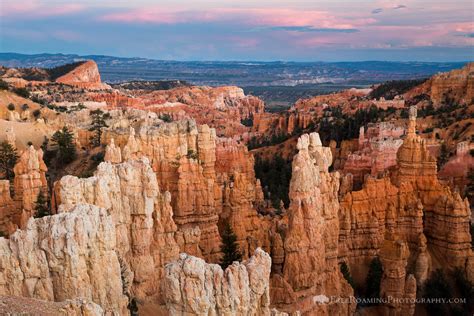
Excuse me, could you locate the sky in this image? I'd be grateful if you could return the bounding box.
[0,0,473,62]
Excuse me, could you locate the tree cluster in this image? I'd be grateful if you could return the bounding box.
[254,155,291,209]
[51,127,77,164]
[0,141,19,180]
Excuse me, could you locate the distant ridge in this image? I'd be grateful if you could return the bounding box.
[0,52,468,87]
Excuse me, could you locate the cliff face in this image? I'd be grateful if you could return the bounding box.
[379,234,417,316]
[252,111,313,136]
[103,119,266,262]
[271,133,354,315]
[162,248,272,315]
[93,85,265,138]
[0,204,128,314]
[55,60,110,90]
[0,146,49,235]
[3,154,276,315]
[54,159,180,305]
[216,137,270,258]
[103,121,222,262]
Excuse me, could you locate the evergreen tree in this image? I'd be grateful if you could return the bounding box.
[35,192,50,218]
[0,141,19,180]
[437,143,450,170]
[340,262,355,289]
[365,257,383,300]
[51,127,77,164]
[219,221,242,269]
[89,109,111,147]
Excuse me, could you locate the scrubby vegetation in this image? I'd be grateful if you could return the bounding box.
[247,133,291,150]
[369,78,427,100]
[12,87,30,98]
[0,79,8,90]
[159,113,173,122]
[241,117,253,127]
[317,105,396,145]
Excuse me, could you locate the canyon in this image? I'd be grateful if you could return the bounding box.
[0,60,472,315]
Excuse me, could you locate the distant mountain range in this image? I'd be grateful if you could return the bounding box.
[0,52,468,87]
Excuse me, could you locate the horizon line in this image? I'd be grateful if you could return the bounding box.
[0,52,472,65]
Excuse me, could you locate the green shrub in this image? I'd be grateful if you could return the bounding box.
[12,87,30,98]
[0,79,9,90]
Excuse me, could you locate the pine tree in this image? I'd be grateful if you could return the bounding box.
[340,262,355,289]
[0,141,19,180]
[365,256,383,300]
[219,221,242,270]
[35,192,50,218]
[51,127,77,164]
[89,109,111,147]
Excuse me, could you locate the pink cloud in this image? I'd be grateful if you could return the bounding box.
[100,7,374,30]
[1,0,84,17]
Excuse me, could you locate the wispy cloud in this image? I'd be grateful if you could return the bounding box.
[100,7,373,29]
[261,26,359,33]
[372,8,384,14]
[393,5,407,10]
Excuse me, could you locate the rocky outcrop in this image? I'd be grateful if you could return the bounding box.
[0,296,104,315]
[216,137,268,258]
[0,146,49,232]
[342,122,404,185]
[406,62,474,106]
[252,111,312,136]
[54,158,180,306]
[379,234,416,316]
[103,122,220,263]
[340,106,473,291]
[439,141,474,192]
[104,119,266,263]
[339,176,424,283]
[0,204,128,314]
[0,181,15,235]
[55,60,110,90]
[271,133,354,315]
[162,248,272,315]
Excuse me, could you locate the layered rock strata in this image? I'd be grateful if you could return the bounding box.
[103,119,266,262]
[339,106,473,291]
[54,158,180,305]
[0,145,49,235]
[162,248,272,315]
[271,133,355,315]
[379,234,417,316]
[0,204,128,314]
